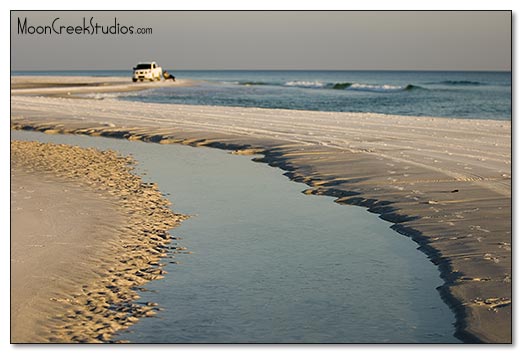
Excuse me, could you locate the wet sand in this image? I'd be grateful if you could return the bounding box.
[10,76,511,343]
[11,141,187,343]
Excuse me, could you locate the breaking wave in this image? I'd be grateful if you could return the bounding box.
[232,80,422,92]
[284,81,325,88]
[336,83,421,92]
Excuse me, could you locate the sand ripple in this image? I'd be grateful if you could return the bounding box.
[11,140,188,343]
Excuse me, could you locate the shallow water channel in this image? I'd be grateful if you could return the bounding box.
[12,130,460,343]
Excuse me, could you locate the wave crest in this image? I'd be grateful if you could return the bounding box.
[332,82,422,92]
[284,81,325,88]
[331,82,352,90]
[349,83,403,92]
[230,80,422,92]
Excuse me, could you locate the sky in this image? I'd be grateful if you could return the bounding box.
[11,11,511,71]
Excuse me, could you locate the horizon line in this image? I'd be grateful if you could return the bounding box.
[11,68,512,73]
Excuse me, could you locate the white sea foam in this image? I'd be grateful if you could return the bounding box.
[284,81,325,88]
[348,83,405,92]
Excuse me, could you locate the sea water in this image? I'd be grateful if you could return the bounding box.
[12,70,511,120]
[12,130,460,343]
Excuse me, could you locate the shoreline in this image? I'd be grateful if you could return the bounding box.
[10,76,511,343]
[10,75,195,96]
[11,140,188,343]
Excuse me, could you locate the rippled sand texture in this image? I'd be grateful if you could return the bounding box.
[11,76,511,343]
[11,140,188,343]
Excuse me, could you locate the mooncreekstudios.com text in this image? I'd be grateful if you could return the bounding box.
[17,17,153,35]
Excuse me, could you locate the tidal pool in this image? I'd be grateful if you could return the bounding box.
[12,130,459,343]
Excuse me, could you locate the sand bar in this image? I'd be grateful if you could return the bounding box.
[11,76,511,343]
[11,140,187,343]
[11,75,194,96]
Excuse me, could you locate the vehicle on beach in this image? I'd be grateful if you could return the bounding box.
[132,62,163,82]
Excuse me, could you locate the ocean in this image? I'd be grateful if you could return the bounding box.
[12,70,511,120]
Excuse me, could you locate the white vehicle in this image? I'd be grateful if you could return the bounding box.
[132,62,163,82]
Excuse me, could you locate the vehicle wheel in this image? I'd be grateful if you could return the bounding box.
[132,78,137,82]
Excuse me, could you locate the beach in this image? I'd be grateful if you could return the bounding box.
[11,140,187,343]
[10,76,511,343]
[10,75,194,94]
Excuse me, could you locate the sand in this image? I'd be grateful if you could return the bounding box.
[10,75,194,96]
[11,168,125,342]
[11,140,187,343]
[10,76,512,343]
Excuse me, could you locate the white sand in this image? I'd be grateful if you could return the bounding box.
[10,94,511,197]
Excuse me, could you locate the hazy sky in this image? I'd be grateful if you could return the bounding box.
[11,11,511,71]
